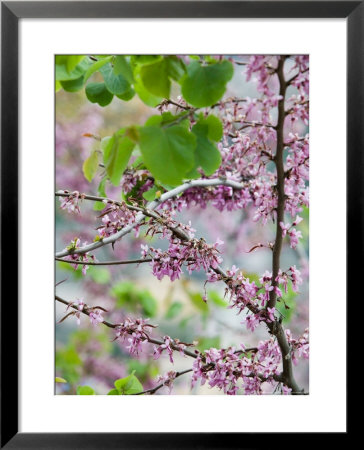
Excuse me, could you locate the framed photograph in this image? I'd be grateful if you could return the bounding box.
[1,1,356,447]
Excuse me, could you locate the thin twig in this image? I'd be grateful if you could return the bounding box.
[55,295,198,359]
[132,369,193,395]
[56,257,153,266]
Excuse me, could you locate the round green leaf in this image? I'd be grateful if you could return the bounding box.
[192,122,222,175]
[77,385,95,395]
[113,56,134,84]
[133,70,163,107]
[165,56,186,81]
[83,56,113,83]
[82,150,99,182]
[114,372,143,395]
[140,59,170,98]
[60,75,85,92]
[55,56,90,81]
[142,185,159,201]
[139,125,196,186]
[102,135,135,186]
[181,60,234,107]
[116,87,135,101]
[107,389,120,395]
[85,82,114,106]
[100,63,130,96]
[203,114,223,141]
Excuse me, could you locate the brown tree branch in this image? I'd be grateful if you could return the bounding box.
[265,56,303,394]
[268,56,287,311]
[55,295,198,359]
[132,368,193,395]
[56,257,153,266]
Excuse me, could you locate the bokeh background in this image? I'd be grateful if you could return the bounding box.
[55,55,309,394]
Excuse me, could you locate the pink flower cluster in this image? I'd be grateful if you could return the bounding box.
[97,201,137,239]
[65,298,85,325]
[153,336,188,364]
[145,208,196,241]
[285,328,309,365]
[153,336,174,363]
[120,169,151,194]
[63,237,96,275]
[279,215,303,249]
[58,190,84,214]
[206,264,303,331]
[114,318,193,362]
[114,317,154,356]
[61,299,104,326]
[245,55,278,97]
[89,309,104,326]
[191,339,282,395]
[156,370,177,394]
[141,237,223,282]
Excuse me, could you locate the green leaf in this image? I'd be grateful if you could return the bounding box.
[131,55,162,65]
[55,80,62,92]
[165,301,183,319]
[60,75,85,92]
[142,185,159,201]
[134,69,163,107]
[191,122,222,175]
[100,63,130,96]
[116,87,135,101]
[85,82,113,106]
[84,56,113,83]
[113,56,134,84]
[107,388,120,395]
[181,60,234,107]
[138,125,196,186]
[82,150,99,182]
[202,114,223,141]
[144,112,185,127]
[140,59,170,98]
[94,177,107,211]
[114,371,143,395]
[55,377,67,383]
[165,56,186,81]
[102,135,135,187]
[55,56,90,81]
[77,385,95,395]
[65,55,84,73]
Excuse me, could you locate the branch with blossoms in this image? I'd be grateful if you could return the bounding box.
[56,184,306,393]
[55,177,248,258]
[56,188,308,393]
[55,295,198,359]
[56,295,307,395]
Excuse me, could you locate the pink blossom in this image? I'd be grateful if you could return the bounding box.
[282,385,292,395]
[58,190,82,214]
[267,307,276,322]
[288,228,302,249]
[89,309,104,326]
[153,336,174,363]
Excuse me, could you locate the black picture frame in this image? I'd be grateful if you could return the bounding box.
[1,1,356,447]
